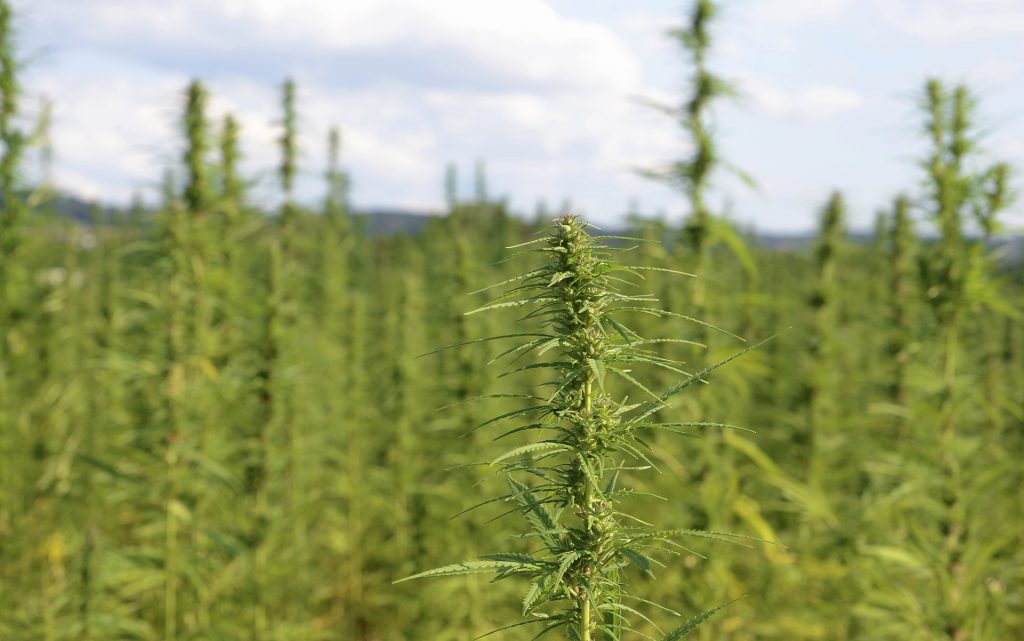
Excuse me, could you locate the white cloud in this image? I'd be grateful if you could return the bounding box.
[747,0,851,24]
[28,54,185,203]
[746,81,864,120]
[22,0,642,93]
[15,0,662,216]
[859,0,1024,40]
[742,0,1024,41]
[910,6,1024,39]
[10,0,1024,230]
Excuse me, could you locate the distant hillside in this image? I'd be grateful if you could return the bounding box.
[47,193,119,223]
[41,192,439,236]
[352,207,437,236]
[37,192,1024,268]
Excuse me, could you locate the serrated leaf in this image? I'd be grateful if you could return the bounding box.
[394,560,529,583]
[508,476,560,547]
[492,442,569,465]
[620,548,653,576]
[548,271,575,287]
[551,551,580,593]
[663,600,736,640]
[522,579,543,615]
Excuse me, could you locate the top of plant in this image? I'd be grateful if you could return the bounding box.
[401,215,762,641]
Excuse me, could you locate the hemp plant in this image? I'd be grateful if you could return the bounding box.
[885,194,916,408]
[0,0,25,367]
[219,114,242,209]
[400,215,757,641]
[916,79,1014,431]
[803,191,845,483]
[642,0,753,336]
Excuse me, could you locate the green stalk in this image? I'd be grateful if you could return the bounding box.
[215,113,243,368]
[911,78,1015,641]
[252,245,276,641]
[886,194,915,411]
[161,190,187,641]
[922,80,969,429]
[279,78,298,228]
[219,114,242,212]
[0,4,24,514]
[975,163,1011,412]
[656,0,752,425]
[678,0,717,327]
[445,163,458,211]
[473,159,488,206]
[79,205,117,641]
[805,190,844,483]
[277,78,304,568]
[320,127,349,331]
[324,127,348,225]
[181,80,216,635]
[347,292,368,640]
[580,376,594,641]
[183,80,211,215]
[640,0,732,327]
[444,192,491,640]
[0,1,24,355]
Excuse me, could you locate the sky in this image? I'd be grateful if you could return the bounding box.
[12,0,1024,232]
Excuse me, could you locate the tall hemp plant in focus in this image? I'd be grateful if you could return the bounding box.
[400,215,762,641]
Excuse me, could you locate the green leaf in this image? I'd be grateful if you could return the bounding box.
[473,405,551,433]
[622,265,696,278]
[608,366,666,403]
[468,269,545,295]
[628,528,768,547]
[417,333,554,359]
[621,548,654,576]
[550,551,580,594]
[394,560,530,583]
[477,617,559,640]
[508,476,561,547]
[861,545,924,569]
[481,552,546,567]
[492,442,569,465]
[635,334,778,421]
[662,602,731,640]
[548,271,575,287]
[522,579,544,615]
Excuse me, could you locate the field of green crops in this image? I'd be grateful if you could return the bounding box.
[1,1,1022,640]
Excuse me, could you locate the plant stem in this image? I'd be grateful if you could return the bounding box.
[580,375,594,641]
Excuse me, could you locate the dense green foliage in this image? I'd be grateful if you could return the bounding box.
[0,1,1022,639]
[399,216,762,641]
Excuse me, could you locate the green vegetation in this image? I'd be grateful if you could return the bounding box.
[0,1,1021,640]
[400,215,757,640]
